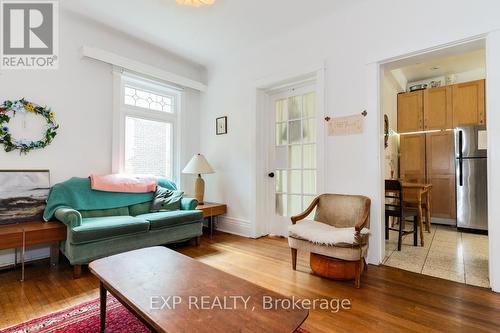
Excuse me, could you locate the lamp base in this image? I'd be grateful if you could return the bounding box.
[195,174,205,205]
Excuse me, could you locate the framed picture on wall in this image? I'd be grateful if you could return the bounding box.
[0,170,50,225]
[216,116,227,135]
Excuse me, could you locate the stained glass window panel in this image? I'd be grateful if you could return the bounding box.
[124,86,174,113]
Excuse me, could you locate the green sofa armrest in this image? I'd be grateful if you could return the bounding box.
[54,208,82,228]
[181,197,198,211]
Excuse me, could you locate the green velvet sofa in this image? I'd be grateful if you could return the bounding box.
[46,178,203,277]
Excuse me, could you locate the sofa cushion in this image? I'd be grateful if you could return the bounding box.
[80,206,130,218]
[71,216,150,244]
[129,202,151,216]
[137,210,203,230]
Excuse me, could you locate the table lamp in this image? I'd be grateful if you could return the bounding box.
[182,153,214,205]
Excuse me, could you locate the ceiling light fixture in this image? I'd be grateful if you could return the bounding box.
[176,0,215,7]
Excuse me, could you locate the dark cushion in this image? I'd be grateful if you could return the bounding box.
[80,206,130,218]
[129,202,151,216]
[137,210,203,230]
[150,186,184,212]
[71,216,150,244]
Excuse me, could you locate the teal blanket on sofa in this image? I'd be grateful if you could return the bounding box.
[43,177,177,221]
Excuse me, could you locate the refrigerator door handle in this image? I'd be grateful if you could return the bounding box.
[458,130,463,186]
[458,130,463,160]
[459,158,463,186]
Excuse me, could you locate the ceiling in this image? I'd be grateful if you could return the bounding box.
[398,49,485,82]
[383,40,486,83]
[62,0,362,67]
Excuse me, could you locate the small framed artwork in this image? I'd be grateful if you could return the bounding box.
[216,116,227,135]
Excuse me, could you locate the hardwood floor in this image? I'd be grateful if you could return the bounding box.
[1,233,500,332]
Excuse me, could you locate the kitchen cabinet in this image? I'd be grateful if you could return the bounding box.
[427,175,456,219]
[399,133,426,181]
[397,90,423,133]
[426,131,455,175]
[452,79,485,127]
[426,131,456,219]
[399,131,456,221]
[399,133,426,204]
[424,86,453,130]
[397,79,485,132]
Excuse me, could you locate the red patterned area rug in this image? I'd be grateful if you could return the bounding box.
[1,295,310,333]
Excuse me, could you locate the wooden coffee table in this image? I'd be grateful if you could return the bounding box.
[89,247,308,333]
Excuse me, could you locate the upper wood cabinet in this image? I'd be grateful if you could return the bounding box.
[423,86,453,130]
[397,79,485,132]
[398,90,423,133]
[452,79,485,127]
[399,133,426,179]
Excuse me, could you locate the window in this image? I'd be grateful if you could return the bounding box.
[124,117,172,177]
[114,72,181,179]
[275,91,317,217]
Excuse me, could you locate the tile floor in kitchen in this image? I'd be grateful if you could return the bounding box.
[384,223,489,288]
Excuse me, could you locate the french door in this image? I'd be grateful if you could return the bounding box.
[267,84,319,236]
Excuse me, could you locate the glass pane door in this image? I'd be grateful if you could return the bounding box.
[275,91,317,218]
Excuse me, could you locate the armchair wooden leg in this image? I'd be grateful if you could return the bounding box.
[195,236,201,246]
[73,265,82,279]
[355,259,362,288]
[363,258,368,272]
[291,248,297,270]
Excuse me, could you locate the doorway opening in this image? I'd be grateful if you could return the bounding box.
[380,39,489,288]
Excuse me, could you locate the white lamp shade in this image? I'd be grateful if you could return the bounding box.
[182,154,215,175]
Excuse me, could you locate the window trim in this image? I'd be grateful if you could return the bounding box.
[112,68,182,181]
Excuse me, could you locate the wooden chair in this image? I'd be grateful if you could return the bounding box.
[385,180,419,251]
[401,177,431,232]
[404,199,430,232]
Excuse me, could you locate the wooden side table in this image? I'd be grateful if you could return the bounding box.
[0,221,66,281]
[195,203,227,239]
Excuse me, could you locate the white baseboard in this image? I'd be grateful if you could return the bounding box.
[0,246,50,268]
[214,216,252,238]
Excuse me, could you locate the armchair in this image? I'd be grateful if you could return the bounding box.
[288,194,371,288]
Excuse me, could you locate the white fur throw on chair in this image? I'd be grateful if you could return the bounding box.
[288,221,370,246]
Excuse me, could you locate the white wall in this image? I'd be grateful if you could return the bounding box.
[0,10,205,266]
[199,0,500,291]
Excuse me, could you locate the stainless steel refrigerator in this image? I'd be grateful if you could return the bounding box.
[455,126,488,232]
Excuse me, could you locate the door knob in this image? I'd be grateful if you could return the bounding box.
[268,172,275,178]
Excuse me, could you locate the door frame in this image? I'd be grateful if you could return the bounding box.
[252,63,326,238]
[372,34,498,286]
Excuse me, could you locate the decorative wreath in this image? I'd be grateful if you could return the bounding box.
[0,99,58,154]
